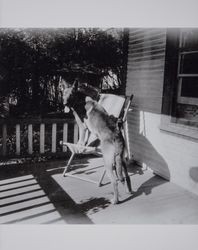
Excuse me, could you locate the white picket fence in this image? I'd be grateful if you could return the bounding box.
[0,118,78,157]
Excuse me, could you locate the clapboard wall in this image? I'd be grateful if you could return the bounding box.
[126,28,198,195]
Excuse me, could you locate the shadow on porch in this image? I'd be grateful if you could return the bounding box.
[1,156,198,224]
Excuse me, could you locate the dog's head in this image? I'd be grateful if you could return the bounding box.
[60,79,79,112]
[60,79,100,119]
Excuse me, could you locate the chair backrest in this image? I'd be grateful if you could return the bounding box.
[98,94,125,118]
[86,94,126,146]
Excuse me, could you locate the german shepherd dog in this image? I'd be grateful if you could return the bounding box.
[60,80,132,204]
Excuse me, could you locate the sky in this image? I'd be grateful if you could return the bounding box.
[0,0,198,27]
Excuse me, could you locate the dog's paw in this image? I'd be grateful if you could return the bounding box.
[111,198,119,205]
[125,188,134,195]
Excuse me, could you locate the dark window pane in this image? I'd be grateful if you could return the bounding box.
[180,53,198,74]
[181,77,198,98]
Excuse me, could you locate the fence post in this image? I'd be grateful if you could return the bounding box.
[2,124,7,156]
[52,123,57,153]
[73,123,78,144]
[40,123,45,154]
[16,124,20,155]
[63,123,68,152]
[28,124,33,154]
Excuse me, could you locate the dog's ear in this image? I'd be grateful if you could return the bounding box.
[59,77,68,91]
[85,96,94,103]
[72,79,78,92]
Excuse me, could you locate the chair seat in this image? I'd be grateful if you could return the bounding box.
[62,142,101,155]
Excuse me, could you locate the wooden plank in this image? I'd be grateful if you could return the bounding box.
[28,124,33,154]
[129,29,165,39]
[16,124,20,155]
[40,123,45,154]
[128,55,165,65]
[123,121,131,160]
[178,74,198,77]
[2,124,7,156]
[129,34,166,46]
[180,50,198,55]
[128,48,165,59]
[0,118,74,126]
[127,62,165,71]
[63,123,68,152]
[129,39,166,52]
[73,123,79,144]
[51,123,57,153]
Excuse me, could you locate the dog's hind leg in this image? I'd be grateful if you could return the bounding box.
[115,154,132,194]
[115,154,125,184]
[106,168,119,205]
[102,145,119,205]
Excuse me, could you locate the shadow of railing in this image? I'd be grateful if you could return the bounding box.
[32,167,93,224]
[5,209,58,224]
[0,162,93,224]
[0,154,169,224]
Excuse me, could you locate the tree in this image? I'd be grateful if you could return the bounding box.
[0,28,128,117]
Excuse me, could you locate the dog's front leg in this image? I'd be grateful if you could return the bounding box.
[72,109,87,145]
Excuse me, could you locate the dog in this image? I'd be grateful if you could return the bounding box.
[61,80,132,204]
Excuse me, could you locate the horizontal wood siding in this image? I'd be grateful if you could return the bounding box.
[126,28,166,114]
[126,28,198,195]
[126,29,167,175]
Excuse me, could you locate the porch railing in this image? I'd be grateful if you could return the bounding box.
[0,118,78,158]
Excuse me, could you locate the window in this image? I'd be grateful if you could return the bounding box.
[176,29,198,127]
[161,28,198,140]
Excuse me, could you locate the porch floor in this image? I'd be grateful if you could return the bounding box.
[1,156,198,224]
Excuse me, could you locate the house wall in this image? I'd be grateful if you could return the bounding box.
[126,28,198,195]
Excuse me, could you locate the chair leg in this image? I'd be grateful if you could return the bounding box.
[63,152,75,177]
[62,150,106,187]
[98,169,106,187]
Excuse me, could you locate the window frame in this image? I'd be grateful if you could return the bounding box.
[160,28,198,141]
[177,32,198,105]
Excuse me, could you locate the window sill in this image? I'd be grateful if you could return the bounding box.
[160,114,198,141]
